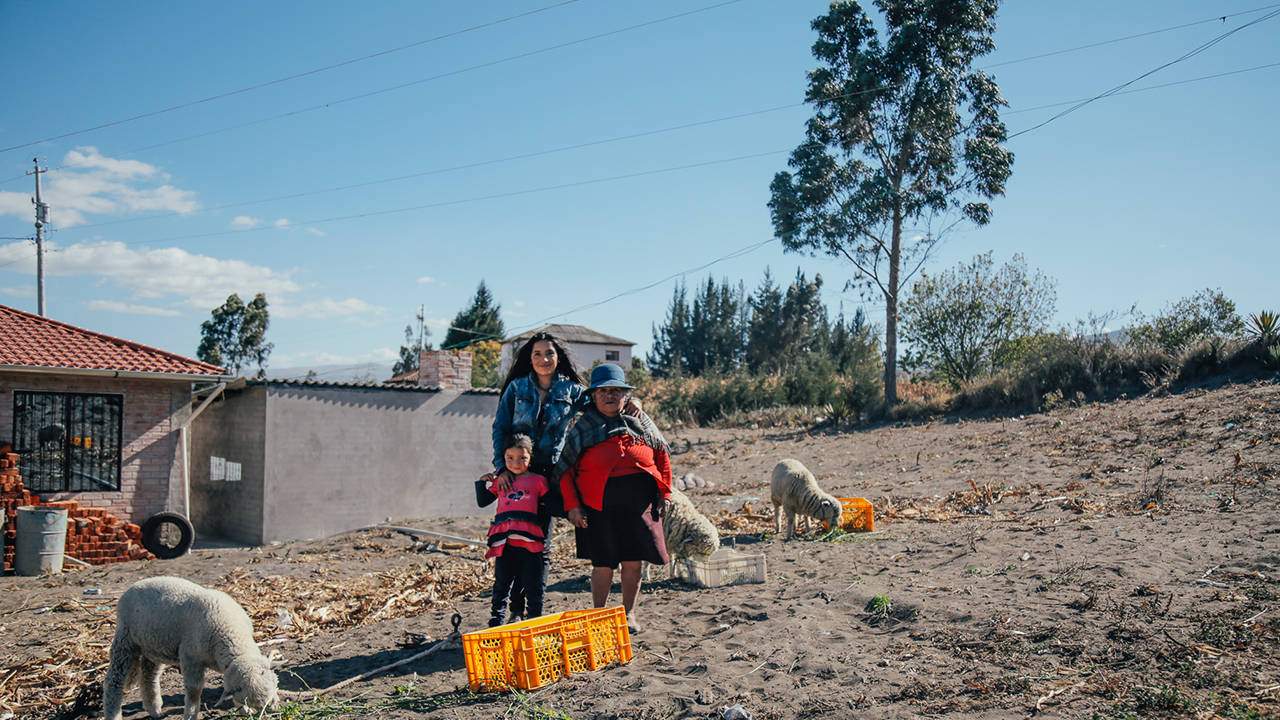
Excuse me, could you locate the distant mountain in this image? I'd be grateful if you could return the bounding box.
[264,362,396,383]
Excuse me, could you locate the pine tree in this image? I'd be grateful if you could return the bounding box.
[687,276,746,375]
[648,281,692,377]
[443,281,504,349]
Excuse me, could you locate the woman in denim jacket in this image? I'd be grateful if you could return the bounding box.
[488,332,587,482]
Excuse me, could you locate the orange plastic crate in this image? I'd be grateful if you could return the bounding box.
[462,606,632,692]
[838,497,874,532]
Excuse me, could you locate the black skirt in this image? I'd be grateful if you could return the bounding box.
[576,472,669,568]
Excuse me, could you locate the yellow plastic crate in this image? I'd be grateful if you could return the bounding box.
[462,606,632,692]
[839,497,874,532]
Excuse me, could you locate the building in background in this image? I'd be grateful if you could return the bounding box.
[499,324,634,378]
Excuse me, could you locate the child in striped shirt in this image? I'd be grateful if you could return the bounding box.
[485,434,550,627]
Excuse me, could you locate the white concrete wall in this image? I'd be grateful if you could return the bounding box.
[191,384,498,546]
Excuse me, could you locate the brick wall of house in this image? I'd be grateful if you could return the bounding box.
[0,373,192,526]
[419,350,473,391]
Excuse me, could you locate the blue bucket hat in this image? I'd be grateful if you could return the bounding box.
[587,363,634,391]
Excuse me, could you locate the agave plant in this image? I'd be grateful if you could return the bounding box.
[1247,310,1278,346]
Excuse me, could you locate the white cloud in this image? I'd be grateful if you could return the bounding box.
[0,191,32,222]
[306,227,325,236]
[272,297,383,320]
[13,239,301,309]
[85,300,183,317]
[0,239,383,321]
[512,300,525,307]
[2,285,34,298]
[231,216,262,229]
[417,276,436,284]
[30,147,201,227]
[273,218,291,229]
[503,309,528,318]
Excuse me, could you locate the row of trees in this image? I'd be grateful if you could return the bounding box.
[648,270,880,381]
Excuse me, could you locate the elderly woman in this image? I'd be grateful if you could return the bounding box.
[554,364,671,633]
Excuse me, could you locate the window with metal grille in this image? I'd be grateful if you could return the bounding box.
[12,391,123,492]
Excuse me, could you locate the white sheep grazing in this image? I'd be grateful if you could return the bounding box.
[104,576,278,720]
[663,488,720,561]
[770,459,842,540]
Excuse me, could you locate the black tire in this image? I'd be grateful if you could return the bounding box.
[141,512,194,559]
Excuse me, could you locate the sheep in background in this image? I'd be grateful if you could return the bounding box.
[104,576,278,720]
[770,459,842,540]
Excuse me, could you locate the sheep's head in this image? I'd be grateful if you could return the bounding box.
[817,499,842,528]
[682,524,720,559]
[220,657,279,714]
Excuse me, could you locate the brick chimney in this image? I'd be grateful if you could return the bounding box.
[419,349,473,391]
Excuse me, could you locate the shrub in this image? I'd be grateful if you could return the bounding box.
[1128,288,1244,355]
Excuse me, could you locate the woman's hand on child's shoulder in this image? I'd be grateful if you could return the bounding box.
[489,469,514,493]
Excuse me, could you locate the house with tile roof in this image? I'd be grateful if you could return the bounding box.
[499,324,636,378]
[0,303,229,533]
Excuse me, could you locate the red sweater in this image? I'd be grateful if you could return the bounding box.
[561,434,672,513]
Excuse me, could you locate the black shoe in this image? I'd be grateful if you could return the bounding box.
[488,615,504,628]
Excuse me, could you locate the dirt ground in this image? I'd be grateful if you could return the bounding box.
[2,378,1277,720]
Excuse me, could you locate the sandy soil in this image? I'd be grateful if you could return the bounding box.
[2,378,1277,720]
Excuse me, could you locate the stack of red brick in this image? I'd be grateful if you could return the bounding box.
[1,444,153,572]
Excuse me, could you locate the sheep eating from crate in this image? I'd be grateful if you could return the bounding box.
[770,459,842,540]
[664,488,720,561]
[642,488,720,581]
[103,576,279,720]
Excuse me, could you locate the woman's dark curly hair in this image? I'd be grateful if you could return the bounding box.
[499,332,583,395]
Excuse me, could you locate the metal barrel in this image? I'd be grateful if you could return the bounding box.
[15,506,68,576]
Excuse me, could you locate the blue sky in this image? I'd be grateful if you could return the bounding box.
[1,1,1276,377]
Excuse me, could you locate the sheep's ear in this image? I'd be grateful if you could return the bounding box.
[269,658,287,669]
[217,689,232,706]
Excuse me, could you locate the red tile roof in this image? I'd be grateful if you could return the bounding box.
[0,303,228,376]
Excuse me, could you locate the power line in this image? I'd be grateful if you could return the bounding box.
[0,0,588,155]
[983,2,1280,69]
[64,101,812,233]
[0,149,787,270]
[6,40,1277,265]
[0,1,1271,191]
[1009,8,1280,139]
[1005,61,1280,115]
[0,0,745,165]
[27,47,1279,236]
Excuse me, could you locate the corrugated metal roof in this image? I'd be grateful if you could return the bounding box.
[0,303,228,376]
[252,378,499,393]
[504,323,634,346]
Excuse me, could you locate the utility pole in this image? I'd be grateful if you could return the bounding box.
[28,158,49,316]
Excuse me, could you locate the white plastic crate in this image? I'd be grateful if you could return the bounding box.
[674,547,766,588]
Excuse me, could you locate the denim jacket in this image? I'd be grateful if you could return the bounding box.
[491,373,587,472]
